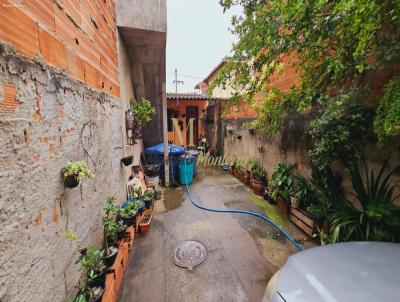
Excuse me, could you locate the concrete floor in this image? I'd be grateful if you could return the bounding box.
[119,168,314,302]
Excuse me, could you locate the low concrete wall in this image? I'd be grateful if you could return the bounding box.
[0,44,129,302]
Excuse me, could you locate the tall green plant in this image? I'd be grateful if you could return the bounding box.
[329,161,400,243]
[130,97,156,126]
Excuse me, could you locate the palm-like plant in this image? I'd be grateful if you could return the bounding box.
[329,161,400,243]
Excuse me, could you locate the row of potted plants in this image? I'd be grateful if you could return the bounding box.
[229,158,267,196]
[68,187,155,302]
[229,159,327,239]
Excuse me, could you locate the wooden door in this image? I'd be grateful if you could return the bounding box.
[186,106,198,147]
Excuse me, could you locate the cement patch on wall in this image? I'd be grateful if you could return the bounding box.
[0,43,128,302]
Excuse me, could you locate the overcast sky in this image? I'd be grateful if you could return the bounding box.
[166,0,238,93]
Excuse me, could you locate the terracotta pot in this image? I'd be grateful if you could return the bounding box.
[237,170,244,181]
[244,174,250,186]
[138,209,153,235]
[251,179,265,196]
[277,197,289,214]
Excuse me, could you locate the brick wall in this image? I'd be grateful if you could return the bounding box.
[0,0,120,97]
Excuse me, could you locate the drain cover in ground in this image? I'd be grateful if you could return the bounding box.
[170,240,207,272]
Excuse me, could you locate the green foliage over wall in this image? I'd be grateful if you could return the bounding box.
[215,0,400,166]
[374,75,400,146]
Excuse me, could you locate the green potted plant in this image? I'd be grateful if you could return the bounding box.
[143,187,155,209]
[268,163,294,213]
[130,97,156,127]
[250,160,267,196]
[77,244,106,283]
[102,196,119,267]
[63,160,95,188]
[117,202,139,227]
[243,162,251,186]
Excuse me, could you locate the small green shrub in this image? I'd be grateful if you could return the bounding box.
[64,161,94,181]
[130,97,156,126]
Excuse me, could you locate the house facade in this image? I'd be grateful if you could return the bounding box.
[166,93,209,149]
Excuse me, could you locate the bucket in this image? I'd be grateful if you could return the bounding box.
[145,175,159,190]
[179,155,194,185]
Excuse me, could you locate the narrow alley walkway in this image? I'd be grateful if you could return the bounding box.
[120,168,313,302]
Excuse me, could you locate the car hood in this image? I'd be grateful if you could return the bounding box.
[277,242,400,302]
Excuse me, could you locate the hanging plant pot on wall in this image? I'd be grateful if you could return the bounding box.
[249,128,255,135]
[236,135,242,140]
[121,155,133,166]
[64,174,80,188]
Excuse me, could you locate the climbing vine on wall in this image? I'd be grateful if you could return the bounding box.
[374,75,400,146]
[214,0,400,166]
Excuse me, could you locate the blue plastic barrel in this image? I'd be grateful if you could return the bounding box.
[179,155,194,185]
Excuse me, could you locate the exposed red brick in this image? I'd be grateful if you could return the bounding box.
[38,27,67,69]
[66,48,84,82]
[112,83,120,98]
[54,5,79,50]
[79,2,94,39]
[60,0,81,27]
[100,55,119,84]
[0,1,40,58]
[77,31,97,67]
[22,0,55,31]
[0,83,20,115]
[83,61,98,88]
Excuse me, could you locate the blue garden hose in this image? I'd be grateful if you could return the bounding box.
[182,163,304,252]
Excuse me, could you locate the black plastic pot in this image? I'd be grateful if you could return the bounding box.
[116,228,127,241]
[102,246,118,267]
[236,135,242,140]
[132,165,141,174]
[64,175,79,188]
[87,269,106,287]
[249,128,255,135]
[118,215,137,227]
[144,197,153,209]
[121,155,133,166]
[88,279,105,302]
[144,163,160,177]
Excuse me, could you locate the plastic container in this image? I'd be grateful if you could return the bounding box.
[145,175,159,190]
[185,150,200,177]
[144,143,185,185]
[179,155,194,185]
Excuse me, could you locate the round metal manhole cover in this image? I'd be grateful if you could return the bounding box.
[170,240,207,272]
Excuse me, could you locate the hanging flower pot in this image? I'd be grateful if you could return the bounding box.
[249,128,255,135]
[236,135,242,140]
[121,155,133,166]
[64,174,79,188]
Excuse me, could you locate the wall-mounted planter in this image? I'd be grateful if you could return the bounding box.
[236,135,242,140]
[249,128,255,135]
[121,156,133,166]
[64,175,79,189]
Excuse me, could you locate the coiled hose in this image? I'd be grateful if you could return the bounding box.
[182,163,304,252]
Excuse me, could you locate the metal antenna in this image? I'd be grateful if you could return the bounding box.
[173,68,184,107]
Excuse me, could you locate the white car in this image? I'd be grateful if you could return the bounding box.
[263,242,400,302]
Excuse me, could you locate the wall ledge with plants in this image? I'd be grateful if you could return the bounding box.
[66,185,156,302]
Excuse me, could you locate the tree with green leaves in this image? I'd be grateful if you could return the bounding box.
[214,0,400,166]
